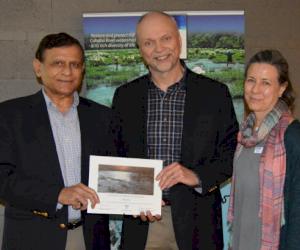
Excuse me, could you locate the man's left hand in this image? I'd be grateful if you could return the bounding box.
[156,162,199,190]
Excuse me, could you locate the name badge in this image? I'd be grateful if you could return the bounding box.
[254,146,264,154]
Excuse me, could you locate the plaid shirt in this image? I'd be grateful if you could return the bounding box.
[147,74,186,200]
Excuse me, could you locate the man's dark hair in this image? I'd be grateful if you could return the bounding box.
[35,32,84,62]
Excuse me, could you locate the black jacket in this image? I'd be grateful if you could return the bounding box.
[0,90,113,250]
[112,69,239,250]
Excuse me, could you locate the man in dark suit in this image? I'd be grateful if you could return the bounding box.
[0,33,112,250]
[112,12,239,250]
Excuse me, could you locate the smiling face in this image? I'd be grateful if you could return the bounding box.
[136,12,182,79]
[33,45,84,101]
[244,63,287,121]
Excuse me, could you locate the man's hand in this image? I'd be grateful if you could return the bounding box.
[58,183,99,210]
[134,200,165,222]
[156,162,199,190]
[139,210,162,222]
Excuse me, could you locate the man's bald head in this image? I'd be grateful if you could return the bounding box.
[136,11,179,47]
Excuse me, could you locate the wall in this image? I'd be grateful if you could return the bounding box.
[0,0,300,247]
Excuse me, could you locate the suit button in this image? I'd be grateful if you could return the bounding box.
[41,212,49,217]
[208,186,217,192]
[59,223,66,229]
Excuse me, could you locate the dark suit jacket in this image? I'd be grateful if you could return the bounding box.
[112,69,238,250]
[0,91,113,250]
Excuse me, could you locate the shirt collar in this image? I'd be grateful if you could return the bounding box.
[42,88,79,110]
[148,62,187,92]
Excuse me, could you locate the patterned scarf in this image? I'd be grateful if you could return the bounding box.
[228,100,293,250]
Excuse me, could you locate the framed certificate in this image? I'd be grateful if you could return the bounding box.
[88,155,163,215]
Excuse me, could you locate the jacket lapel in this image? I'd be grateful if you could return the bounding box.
[181,71,208,165]
[30,91,64,186]
[77,98,94,184]
[138,77,149,157]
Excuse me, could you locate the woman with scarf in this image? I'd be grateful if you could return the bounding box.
[228,49,300,250]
